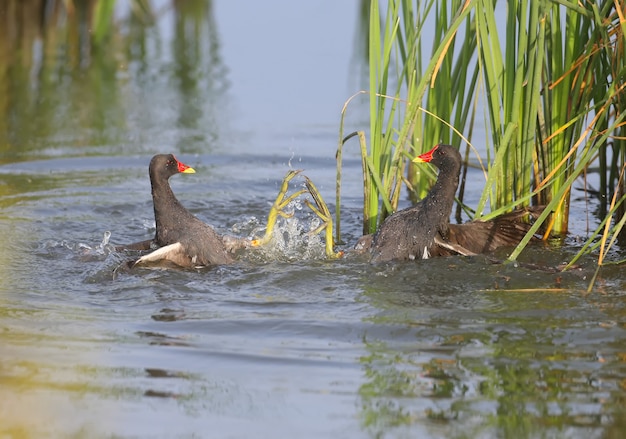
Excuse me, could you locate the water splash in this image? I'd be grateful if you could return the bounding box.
[79,231,116,256]
[239,201,326,263]
[230,216,262,236]
[40,231,118,261]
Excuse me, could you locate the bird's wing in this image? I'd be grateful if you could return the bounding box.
[433,234,477,256]
[131,242,191,268]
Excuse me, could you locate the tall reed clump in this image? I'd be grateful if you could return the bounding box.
[338,0,626,267]
[475,0,626,263]
[336,0,474,241]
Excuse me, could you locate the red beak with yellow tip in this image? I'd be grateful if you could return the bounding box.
[413,145,439,163]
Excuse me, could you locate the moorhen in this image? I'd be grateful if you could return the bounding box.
[123,154,240,268]
[362,144,539,262]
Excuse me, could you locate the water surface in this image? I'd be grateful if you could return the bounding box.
[1,2,625,438]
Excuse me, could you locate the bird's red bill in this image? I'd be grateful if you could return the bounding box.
[175,157,196,174]
[413,145,439,163]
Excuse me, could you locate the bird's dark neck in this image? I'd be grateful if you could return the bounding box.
[422,160,461,230]
[150,176,190,231]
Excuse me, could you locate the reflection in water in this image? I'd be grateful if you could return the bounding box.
[355,259,626,437]
[0,0,228,158]
[171,0,228,152]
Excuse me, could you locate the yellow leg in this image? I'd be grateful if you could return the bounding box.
[303,176,343,259]
[251,170,307,247]
[251,170,343,259]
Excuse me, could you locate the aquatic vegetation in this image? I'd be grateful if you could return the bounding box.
[336,0,626,276]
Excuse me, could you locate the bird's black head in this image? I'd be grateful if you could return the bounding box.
[413,144,461,170]
[149,154,196,180]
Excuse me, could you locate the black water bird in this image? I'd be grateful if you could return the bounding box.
[361,144,540,262]
[121,154,239,268]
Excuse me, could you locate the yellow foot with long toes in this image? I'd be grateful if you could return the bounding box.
[303,176,343,259]
[251,169,308,247]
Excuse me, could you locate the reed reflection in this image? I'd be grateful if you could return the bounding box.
[0,0,229,159]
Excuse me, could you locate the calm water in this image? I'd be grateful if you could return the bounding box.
[1,2,625,438]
